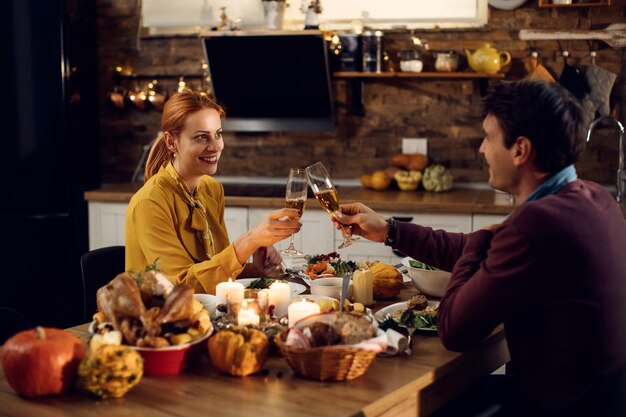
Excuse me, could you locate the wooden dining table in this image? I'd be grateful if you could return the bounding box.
[0,284,510,417]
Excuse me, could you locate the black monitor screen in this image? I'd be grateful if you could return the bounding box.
[202,33,335,132]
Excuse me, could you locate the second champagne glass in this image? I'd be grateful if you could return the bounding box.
[305,161,358,249]
[281,168,308,257]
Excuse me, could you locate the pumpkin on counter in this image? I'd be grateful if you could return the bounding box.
[1,327,85,398]
[208,327,269,376]
[369,262,403,300]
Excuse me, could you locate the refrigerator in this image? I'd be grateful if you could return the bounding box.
[0,0,100,328]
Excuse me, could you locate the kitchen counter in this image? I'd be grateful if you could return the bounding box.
[84,182,626,217]
[84,182,515,215]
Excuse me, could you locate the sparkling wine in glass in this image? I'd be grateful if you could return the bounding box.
[305,161,358,249]
[281,168,308,257]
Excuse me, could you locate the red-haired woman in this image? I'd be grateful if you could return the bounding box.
[125,90,300,294]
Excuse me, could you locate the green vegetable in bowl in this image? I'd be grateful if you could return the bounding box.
[398,309,437,330]
[408,259,437,270]
[247,277,276,289]
[412,311,437,329]
[330,259,358,276]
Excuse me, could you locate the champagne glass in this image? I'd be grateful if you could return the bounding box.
[281,168,308,257]
[305,161,358,249]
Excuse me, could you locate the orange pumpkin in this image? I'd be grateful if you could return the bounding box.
[1,327,85,397]
[208,327,269,376]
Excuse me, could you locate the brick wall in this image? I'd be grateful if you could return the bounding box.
[97,0,626,184]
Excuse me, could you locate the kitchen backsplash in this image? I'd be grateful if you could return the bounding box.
[97,0,625,185]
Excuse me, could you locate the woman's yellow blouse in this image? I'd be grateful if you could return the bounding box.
[125,164,243,294]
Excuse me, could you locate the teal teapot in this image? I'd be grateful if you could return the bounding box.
[465,44,511,74]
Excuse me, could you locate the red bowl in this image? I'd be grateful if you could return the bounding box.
[132,333,210,376]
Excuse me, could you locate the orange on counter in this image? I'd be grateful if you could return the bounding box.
[370,171,392,190]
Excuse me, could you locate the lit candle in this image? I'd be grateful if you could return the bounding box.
[268,281,291,317]
[237,301,260,326]
[215,278,245,306]
[288,299,320,326]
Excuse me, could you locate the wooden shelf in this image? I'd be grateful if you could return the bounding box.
[333,71,505,79]
[334,71,504,115]
[538,0,611,8]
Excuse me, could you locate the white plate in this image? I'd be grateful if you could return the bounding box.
[193,294,218,317]
[236,278,306,296]
[374,300,439,332]
[488,0,528,10]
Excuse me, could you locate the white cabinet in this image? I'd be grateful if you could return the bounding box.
[248,208,335,256]
[338,211,473,263]
[88,202,127,250]
[472,214,508,232]
[88,202,249,251]
[223,207,249,241]
[88,201,500,260]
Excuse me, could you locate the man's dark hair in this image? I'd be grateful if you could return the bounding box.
[482,80,587,174]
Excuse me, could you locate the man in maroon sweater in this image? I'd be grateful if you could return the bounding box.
[334,81,626,417]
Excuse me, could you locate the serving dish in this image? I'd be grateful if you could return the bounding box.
[401,257,451,298]
[89,321,212,376]
[236,278,306,296]
[374,301,439,332]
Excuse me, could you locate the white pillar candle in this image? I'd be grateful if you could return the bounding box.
[268,281,291,318]
[352,269,375,305]
[215,278,245,306]
[237,301,260,326]
[288,299,320,326]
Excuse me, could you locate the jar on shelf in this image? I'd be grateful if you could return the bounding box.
[362,30,384,73]
[398,50,423,73]
[433,51,460,72]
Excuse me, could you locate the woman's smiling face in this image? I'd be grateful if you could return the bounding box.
[170,108,223,189]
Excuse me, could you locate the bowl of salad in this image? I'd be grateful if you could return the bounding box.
[401,257,451,298]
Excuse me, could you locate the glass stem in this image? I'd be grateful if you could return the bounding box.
[288,233,296,249]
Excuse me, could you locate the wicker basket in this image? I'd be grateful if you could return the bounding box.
[274,328,377,381]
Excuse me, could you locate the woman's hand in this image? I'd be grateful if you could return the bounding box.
[233,208,301,264]
[332,202,387,243]
[249,208,301,246]
[252,246,283,276]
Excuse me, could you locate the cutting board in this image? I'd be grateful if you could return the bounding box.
[519,23,626,49]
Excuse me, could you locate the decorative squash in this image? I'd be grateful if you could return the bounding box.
[369,262,403,299]
[394,170,423,191]
[208,327,269,376]
[77,344,143,398]
[1,327,85,398]
[422,164,454,192]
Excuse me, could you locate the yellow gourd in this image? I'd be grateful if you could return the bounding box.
[369,262,403,299]
[208,327,269,377]
[77,344,143,399]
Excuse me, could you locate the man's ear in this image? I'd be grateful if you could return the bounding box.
[513,136,534,167]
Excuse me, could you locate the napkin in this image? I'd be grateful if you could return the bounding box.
[381,329,409,356]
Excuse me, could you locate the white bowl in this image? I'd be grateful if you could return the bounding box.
[401,257,451,298]
[309,277,353,300]
[193,294,217,317]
